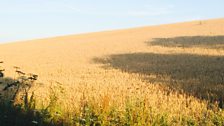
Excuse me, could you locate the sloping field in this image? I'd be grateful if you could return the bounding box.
[0,18,224,125]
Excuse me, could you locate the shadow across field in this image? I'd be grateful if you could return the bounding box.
[93,53,224,107]
[148,36,224,49]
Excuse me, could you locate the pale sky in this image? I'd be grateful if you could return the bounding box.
[0,0,223,43]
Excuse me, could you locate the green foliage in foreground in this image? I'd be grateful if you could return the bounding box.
[0,95,224,126]
[0,63,224,126]
[0,97,224,126]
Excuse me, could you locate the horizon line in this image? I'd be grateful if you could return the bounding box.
[1,17,223,45]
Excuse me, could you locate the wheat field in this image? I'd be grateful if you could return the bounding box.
[0,18,224,125]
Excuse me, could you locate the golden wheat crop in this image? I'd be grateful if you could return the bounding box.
[0,18,224,125]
